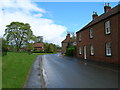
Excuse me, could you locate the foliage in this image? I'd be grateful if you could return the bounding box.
[56,45,61,50]
[66,45,76,56]
[26,43,34,51]
[33,52,56,55]
[32,50,45,53]
[44,43,57,53]
[33,36,43,43]
[0,38,8,56]
[4,22,34,52]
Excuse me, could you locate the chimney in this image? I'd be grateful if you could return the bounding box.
[104,3,111,13]
[66,33,70,39]
[92,11,98,20]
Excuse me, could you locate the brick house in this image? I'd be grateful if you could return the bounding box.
[76,3,120,64]
[61,33,76,54]
[33,43,44,51]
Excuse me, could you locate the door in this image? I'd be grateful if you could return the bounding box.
[84,46,87,59]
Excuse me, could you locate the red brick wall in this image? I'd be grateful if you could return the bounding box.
[76,13,119,64]
[118,13,120,64]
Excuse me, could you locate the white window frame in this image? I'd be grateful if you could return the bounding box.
[90,45,94,55]
[73,42,76,46]
[79,47,82,55]
[90,28,93,39]
[106,42,112,56]
[105,20,110,34]
[79,33,82,41]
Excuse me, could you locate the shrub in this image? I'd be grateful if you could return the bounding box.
[66,46,76,56]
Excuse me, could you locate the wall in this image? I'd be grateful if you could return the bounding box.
[76,13,119,64]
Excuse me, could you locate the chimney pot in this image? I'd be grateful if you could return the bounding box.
[66,33,70,39]
[104,3,111,13]
[92,11,98,20]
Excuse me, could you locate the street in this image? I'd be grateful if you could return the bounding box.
[42,54,118,88]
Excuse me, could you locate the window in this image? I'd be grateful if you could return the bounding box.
[79,33,82,41]
[73,42,76,46]
[79,47,82,55]
[90,28,93,39]
[105,20,110,34]
[106,42,112,56]
[90,45,94,55]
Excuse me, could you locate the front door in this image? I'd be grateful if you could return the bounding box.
[84,46,87,59]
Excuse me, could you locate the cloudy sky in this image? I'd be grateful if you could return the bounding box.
[0,0,118,46]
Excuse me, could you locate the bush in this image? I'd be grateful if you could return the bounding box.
[32,50,45,53]
[66,46,76,56]
[32,50,54,53]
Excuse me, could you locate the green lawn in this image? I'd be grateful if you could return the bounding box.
[2,52,56,88]
[2,52,38,88]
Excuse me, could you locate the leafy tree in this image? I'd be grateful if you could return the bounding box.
[0,38,8,56]
[56,45,61,50]
[26,43,34,51]
[32,36,42,43]
[4,22,34,52]
[44,43,49,52]
[34,36,43,43]
[44,43,57,53]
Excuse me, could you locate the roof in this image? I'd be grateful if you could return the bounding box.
[76,4,120,33]
[33,43,44,48]
[62,38,76,43]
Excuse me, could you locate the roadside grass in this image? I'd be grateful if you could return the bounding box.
[33,52,57,55]
[2,52,56,88]
[2,52,37,88]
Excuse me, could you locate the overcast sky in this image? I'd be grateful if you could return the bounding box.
[0,0,118,46]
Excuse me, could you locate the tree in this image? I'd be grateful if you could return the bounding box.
[35,36,43,43]
[44,43,49,52]
[0,38,8,56]
[4,22,34,52]
[44,43,57,53]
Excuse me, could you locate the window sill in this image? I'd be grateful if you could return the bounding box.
[106,55,112,57]
[90,38,93,39]
[105,33,111,35]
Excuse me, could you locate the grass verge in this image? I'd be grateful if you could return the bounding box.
[2,52,56,88]
[2,52,37,88]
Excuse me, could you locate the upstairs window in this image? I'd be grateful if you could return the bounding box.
[79,47,82,55]
[79,33,82,42]
[89,28,93,39]
[73,42,76,46]
[90,45,94,55]
[105,20,110,34]
[106,42,112,56]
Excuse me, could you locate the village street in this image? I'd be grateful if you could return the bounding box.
[25,53,119,88]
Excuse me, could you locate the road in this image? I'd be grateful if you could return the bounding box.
[42,54,118,88]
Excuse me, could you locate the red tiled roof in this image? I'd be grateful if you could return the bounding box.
[62,38,76,43]
[76,4,120,33]
[33,43,44,48]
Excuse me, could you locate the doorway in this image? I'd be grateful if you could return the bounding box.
[84,46,87,59]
